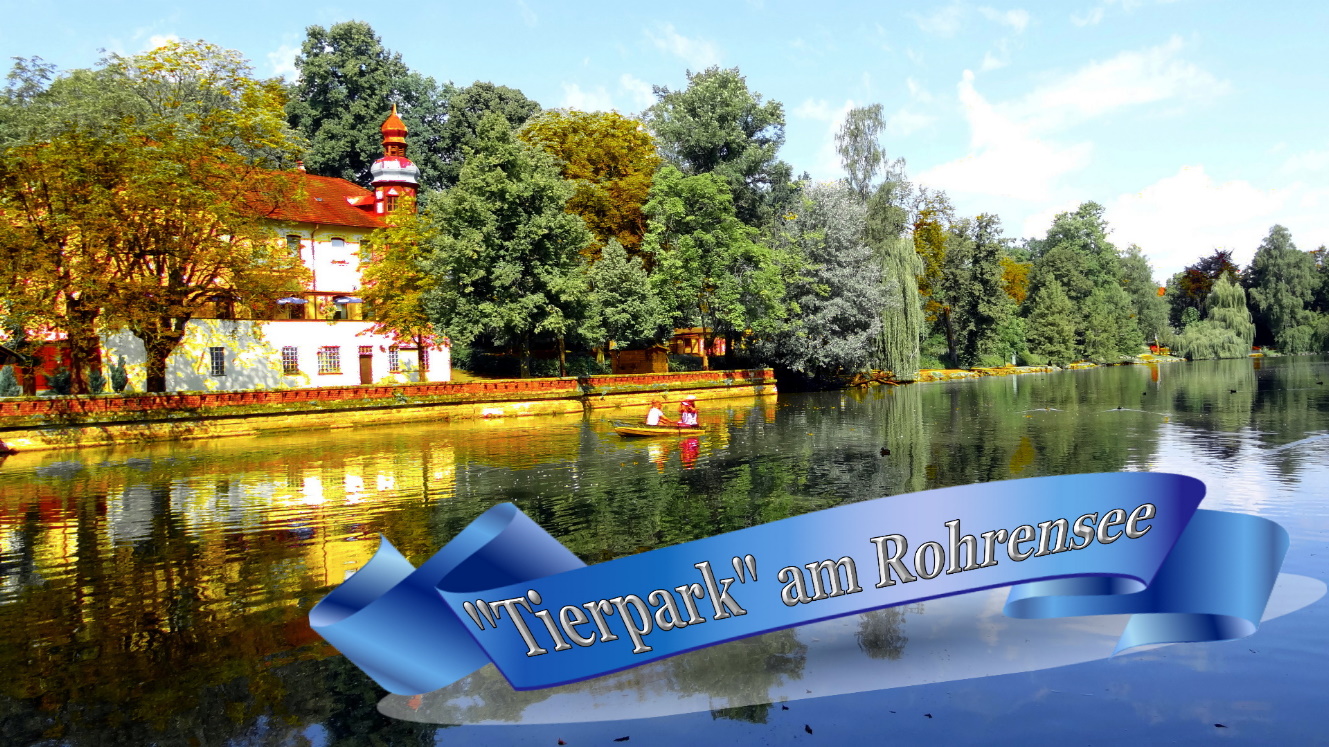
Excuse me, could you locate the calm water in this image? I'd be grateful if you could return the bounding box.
[1,356,1326,745]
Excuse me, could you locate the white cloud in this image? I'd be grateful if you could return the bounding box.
[1015,166,1329,281]
[886,109,935,137]
[794,97,858,178]
[1072,0,1174,28]
[267,43,299,80]
[917,70,1093,203]
[1009,36,1228,133]
[1279,149,1329,176]
[646,23,720,70]
[619,74,656,111]
[912,4,965,36]
[560,83,615,112]
[1097,166,1297,279]
[516,0,537,28]
[980,39,1012,71]
[1071,6,1106,26]
[144,34,180,51]
[979,7,1031,33]
[905,77,934,103]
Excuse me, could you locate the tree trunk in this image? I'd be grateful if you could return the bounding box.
[64,297,101,395]
[942,306,957,368]
[415,333,428,382]
[520,335,532,378]
[724,332,736,370]
[134,317,190,393]
[558,336,567,378]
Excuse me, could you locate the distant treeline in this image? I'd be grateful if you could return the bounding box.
[4,22,1327,396]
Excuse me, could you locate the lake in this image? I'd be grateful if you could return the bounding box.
[1,355,1326,745]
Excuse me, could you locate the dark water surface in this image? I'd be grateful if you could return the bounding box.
[1,356,1326,745]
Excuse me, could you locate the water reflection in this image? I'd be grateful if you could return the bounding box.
[376,575,1325,725]
[0,357,1325,743]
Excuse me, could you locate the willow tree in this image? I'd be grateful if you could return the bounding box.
[866,183,922,379]
[1168,275,1254,360]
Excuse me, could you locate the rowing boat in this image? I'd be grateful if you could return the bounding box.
[611,420,705,437]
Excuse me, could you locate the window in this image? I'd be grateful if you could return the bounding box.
[384,194,399,212]
[387,346,400,373]
[209,347,226,377]
[281,346,299,374]
[331,237,345,248]
[287,303,305,320]
[286,234,301,252]
[316,346,341,374]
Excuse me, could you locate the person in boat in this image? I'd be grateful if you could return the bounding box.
[645,399,674,426]
[678,395,699,427]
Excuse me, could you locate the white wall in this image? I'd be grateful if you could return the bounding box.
[101,320,450,393]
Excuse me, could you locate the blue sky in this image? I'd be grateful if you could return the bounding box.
[4,1,1327,282]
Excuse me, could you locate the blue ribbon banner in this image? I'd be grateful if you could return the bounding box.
[309,473,1288,696]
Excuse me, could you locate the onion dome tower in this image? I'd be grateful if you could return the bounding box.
[369,104,421,213]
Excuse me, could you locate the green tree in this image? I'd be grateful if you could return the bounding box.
[866,183,923,378]
[953,214,1019,367]
[1245,225,1318,352]
[754,180,883,380]
[834,104,904,202]
[519,109,662,257]
[1024,202,1139,361]
[645,67,794,227]
[437,81,541,189]
[285,21,447,189]
[1024,279,1078,366]
[588,239,669,352]
[642,166,771,370]
[1121,244,1168,346]
[359,196,444,376]
[1,43,309,393]
[420,113,593,377]
[1166,249,1240,328]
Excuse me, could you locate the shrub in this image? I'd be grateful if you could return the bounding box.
[47,367,71,395]
[110,356,129,393]
[0,366,18,397]
[89,368,107,394]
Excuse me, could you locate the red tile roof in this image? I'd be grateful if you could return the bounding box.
[249,172,386,229]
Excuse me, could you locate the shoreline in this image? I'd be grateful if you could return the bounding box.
[0,369,776,454]
[0,355,1203,454]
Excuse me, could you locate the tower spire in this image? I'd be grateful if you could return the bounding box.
[370,103,419,213]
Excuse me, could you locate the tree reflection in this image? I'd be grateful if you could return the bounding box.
[0,358,1324,742]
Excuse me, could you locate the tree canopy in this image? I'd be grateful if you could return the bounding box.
[1,42,309,393]
[519,109,661,258]
[645,67,794,227]
[420,113,592,377]
[285,21,447,190]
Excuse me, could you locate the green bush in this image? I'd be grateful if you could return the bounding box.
[89,367,107,394]
[916,354,946,371]
[0,365,18,397]
[1017,351,1048,367]
[110,355,129,393]
[667,354,704,372]
[47,367,71,395]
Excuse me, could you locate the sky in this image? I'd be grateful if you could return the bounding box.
[3,0,1327,283]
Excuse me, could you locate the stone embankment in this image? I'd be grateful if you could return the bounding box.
[0,369,776,453]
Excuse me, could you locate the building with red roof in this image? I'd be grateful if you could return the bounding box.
[90,109,449,393]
